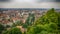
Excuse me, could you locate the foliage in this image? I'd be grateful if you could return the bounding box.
[2,27,22,34]
[27,8,59,34]
[25,13,35,28]
[12,21,23,27]
[35,8,58,25]
[0,24,4,34]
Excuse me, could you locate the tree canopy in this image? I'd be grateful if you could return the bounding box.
[2,27,22,34]
[27,8,60,34]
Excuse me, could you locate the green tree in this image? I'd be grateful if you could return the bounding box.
[12,21,23,27]
[0,24,4,34]
[27,8,59,34]
[58,12,60,33]
[35,8,58,25]
[23,13,35,28]
[2,27,22,34]
[25,13,35,26]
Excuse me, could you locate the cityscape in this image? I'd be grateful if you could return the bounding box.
[0,0,60,34]
[0,8,47,26]
[0,8,60,34]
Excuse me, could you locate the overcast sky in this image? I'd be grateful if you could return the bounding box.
[0,0,60,8]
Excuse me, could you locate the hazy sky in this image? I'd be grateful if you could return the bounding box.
[0,0,60,8]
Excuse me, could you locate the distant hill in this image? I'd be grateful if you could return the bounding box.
[0,8,60,10]
[0,0,11,2]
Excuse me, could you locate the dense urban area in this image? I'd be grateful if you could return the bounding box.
[0,8,60,34]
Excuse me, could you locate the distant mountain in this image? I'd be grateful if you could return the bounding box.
[0,8,60,11]
[0,0,11,2]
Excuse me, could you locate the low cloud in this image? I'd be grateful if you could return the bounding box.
[0,0,60,8]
